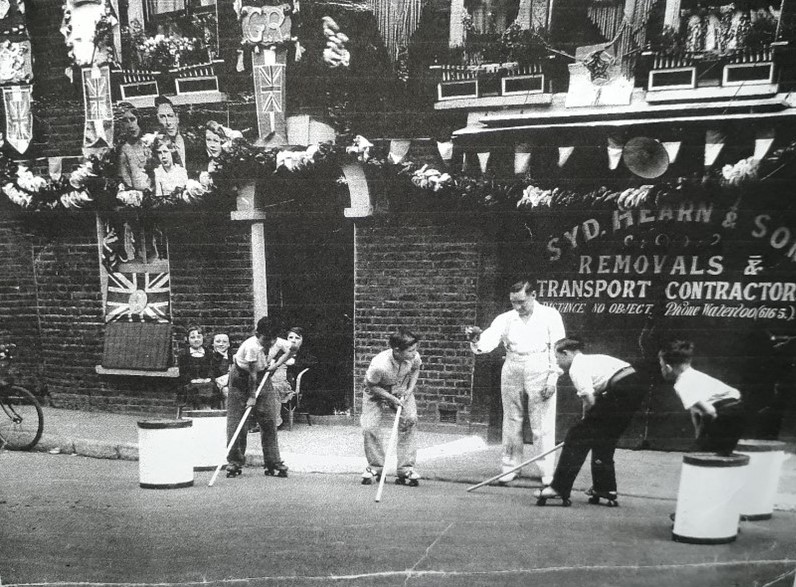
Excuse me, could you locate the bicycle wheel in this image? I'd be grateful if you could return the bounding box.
[0,385,44,451]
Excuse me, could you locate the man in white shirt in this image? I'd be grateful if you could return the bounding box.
[466,279,565,485]
[659,339,745,455]
[535,337,648,506]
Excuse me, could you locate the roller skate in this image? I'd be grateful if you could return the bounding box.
[264,461,289,478]
[360,467,383,485]
[226,465,242,478]
[394,469,421,487]
[585,487,619,507]
[534,486,571,507]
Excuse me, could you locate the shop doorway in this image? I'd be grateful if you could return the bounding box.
[264,216,354,415]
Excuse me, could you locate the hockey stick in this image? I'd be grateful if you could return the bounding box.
[466,441,565,493]
[208,370,273,487]
[375,404,402,503]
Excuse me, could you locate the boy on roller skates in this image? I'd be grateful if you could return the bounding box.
[360,328,422,487]
[535,337,649,507]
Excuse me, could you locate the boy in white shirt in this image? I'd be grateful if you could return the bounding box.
[535,337,648,506]
[658,339,745,456]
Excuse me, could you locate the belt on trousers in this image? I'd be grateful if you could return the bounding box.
[607,365,636,389]
[713,397,742,410]
[506,351,546,360]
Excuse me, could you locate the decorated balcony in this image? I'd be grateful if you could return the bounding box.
[432,0,796,120]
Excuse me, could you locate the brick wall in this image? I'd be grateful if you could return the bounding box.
[0,209,255,415]
[0,215,45,395]
[353,215,486,425]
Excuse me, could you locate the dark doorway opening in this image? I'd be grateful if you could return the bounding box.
[265,216,354,416]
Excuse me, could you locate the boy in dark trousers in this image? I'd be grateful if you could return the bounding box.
[658,339,745,455]
[535,337,649,506]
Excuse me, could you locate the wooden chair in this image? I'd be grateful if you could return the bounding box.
[284,368,311,430]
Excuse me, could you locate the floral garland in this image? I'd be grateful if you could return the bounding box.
[2,129,793,216]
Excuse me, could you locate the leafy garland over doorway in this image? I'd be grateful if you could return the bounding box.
[2,133,794,215]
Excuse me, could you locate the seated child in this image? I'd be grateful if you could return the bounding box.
[269,327,304,427]
[210,332,233,406]
[177,324,215,411]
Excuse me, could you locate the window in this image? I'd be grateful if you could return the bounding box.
[115,0,223,105]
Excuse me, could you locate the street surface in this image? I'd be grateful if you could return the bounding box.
[1,452,795,587]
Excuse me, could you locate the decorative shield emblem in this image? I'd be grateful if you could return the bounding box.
[241,5,292,46]
[2,85,32,154]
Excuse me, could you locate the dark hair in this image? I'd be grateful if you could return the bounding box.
[509,279,536,295]
[154,95,174,110]
[287,326,304,337]
[153,134,182,166]
[117,102,140,122]
[186,323,203,339]
[659,339,694,366]
[255,316,278,340]
[554,337,584,353]
[389,328,419,351]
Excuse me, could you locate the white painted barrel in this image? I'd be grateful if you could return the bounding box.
[137,419,194,489]
[736,439,787,521]
[672,452,749,544]
[182,409,227,471]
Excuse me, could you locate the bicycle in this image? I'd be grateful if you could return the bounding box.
[0,343,44,451]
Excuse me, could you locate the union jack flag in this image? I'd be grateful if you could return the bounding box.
[256,64,283,114]
[105,272,171,323]
[2,85,32,154]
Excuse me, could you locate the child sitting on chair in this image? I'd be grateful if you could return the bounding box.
[270,327,304,427]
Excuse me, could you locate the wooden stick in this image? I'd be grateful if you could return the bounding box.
[208,371,273,487]
[375,404,402,503]
[466,442,565,493]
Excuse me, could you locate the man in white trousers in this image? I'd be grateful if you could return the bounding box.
[467,279,566,486]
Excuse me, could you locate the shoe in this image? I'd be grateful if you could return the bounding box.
[264,461,288,478]
[534,486,571,507]
[395,469,421,486]
[541,475,554,486]
[361,467,382,485]
[497,471,518,485]
[534,486,560,499]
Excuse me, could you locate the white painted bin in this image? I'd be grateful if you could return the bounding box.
[182,409,227,471]
[736,439,787,521]
[672,452,749,544]
[137,419,194,489]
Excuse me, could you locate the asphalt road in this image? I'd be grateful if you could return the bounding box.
[1,452,795,587]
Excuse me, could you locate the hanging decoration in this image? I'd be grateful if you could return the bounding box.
[236,0,300,146]
[366,0,423,62]
[60,0,117,73]
[3,130,796,218]
[61,0,118,154]
[81,65,113,151]
[322,16,350,68]
[0,0,32,154]
[2,84,30,153]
